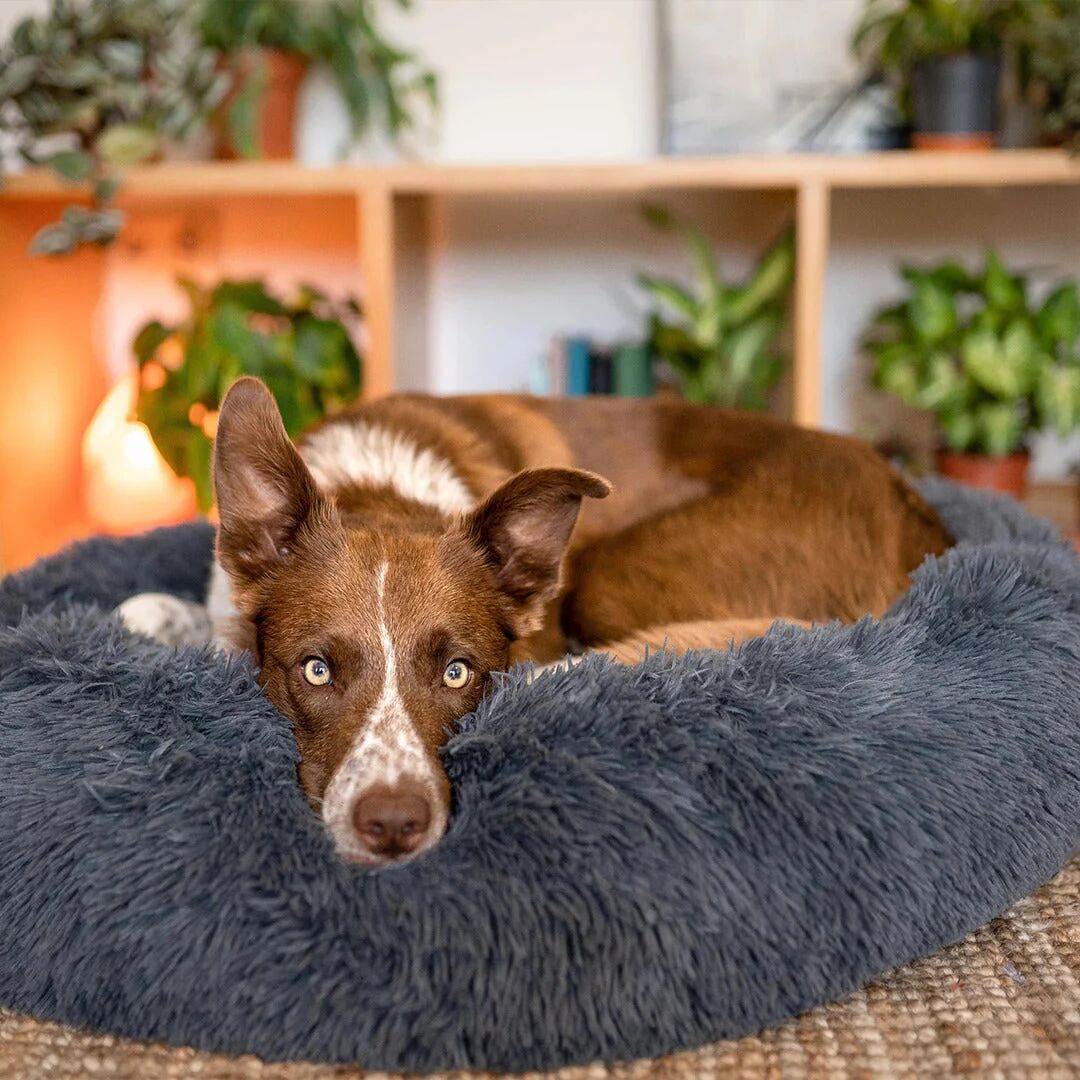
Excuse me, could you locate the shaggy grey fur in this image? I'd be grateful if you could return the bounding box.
[0,481,1077,1073]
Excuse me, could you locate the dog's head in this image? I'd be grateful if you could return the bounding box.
[213,378,609,866]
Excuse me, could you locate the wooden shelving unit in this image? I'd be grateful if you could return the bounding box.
[3,149,1080,568]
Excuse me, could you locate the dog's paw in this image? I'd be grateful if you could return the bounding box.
[116,593,213,648]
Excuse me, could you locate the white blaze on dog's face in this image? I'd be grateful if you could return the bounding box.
[211,378,610,866]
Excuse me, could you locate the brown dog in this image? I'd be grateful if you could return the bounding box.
[121,379,951,867]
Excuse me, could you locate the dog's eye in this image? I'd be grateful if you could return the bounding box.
[302,657,332,686]
[443,659,472,689]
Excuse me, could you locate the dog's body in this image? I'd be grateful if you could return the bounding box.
[122,383,951,866]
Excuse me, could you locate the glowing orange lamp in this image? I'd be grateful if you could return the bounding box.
[82,371,197,533]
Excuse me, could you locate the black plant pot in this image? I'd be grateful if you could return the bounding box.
[911,53,1001,149]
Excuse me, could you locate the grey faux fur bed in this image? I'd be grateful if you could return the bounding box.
[0,479,1077,1074]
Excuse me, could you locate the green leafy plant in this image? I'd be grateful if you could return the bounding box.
[638,208,795,410]
[200,0,439,158]
[863,251,1080,456]
[134,279,363,509]
[1023,0,1080,147]
[0,0,228,254]
[851,0,1026,115]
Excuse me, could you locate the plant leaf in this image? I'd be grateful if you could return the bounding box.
[723,306,784,407]
[1037,364,1080,438]
[974,402,1024,456]
[212,280,287,316]
[939,409,977,453]
[96,124,158,166]
[638,275,698,323]
[0,54,38,97]
[1000,318,1039,395]
[913,351,964,410]
[186,433,215,513]
[872,342,921,405]
[726,224,795,325]
[641,204,674,230]
[94,175,121,204]
[29,220,77,256]
[1038,283,1080,348]
[44,150,93,183]
[962,328,1015,398]
[294,318,353,390]
[133,320,171,364]
[909,277,957,345]
[983,249,1026,313]
[227,59,267,159]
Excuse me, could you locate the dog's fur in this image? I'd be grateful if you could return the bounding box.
[121,380,951,866]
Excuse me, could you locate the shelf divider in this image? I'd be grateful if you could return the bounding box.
[793,179,830,428]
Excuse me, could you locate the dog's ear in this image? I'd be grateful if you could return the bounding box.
[213,377,331,604]
[463,467,611,636]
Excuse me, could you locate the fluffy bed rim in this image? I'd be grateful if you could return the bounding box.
[0,479,1077,1073]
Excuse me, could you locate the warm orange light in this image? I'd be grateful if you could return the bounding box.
[141,360,167,391]
[82,372,197,533]
[158,336,184,370]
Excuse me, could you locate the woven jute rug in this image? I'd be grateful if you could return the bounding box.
[3,858,1079,1080]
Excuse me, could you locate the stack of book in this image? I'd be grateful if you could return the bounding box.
[541,336,655,397]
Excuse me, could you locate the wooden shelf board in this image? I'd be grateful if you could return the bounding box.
[4,150,1080,202]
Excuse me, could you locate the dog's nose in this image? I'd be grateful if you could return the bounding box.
[352,783,432,859]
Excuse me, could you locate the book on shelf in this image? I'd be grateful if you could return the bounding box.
[542,335,654,398]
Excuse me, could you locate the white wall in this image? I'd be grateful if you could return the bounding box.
[299,0,660,164]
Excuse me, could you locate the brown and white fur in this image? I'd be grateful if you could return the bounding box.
[120,379,951,868]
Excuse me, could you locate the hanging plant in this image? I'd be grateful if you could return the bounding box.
[0,0,228,255]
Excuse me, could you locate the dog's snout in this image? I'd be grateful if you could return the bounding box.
[352,783,433,859]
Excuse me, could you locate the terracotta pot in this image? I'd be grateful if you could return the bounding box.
[937,449,1030,500]
[216,48,307,161]
[911,132,995,151]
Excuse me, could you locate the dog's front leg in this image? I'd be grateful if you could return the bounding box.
[116,593,214,648]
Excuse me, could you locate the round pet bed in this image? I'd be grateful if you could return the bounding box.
[0,480,1077,1073]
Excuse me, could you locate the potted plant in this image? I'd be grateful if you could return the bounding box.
[862,251,1080,498]
[1024,0,1080,149]
[199,0,438,160]
[133,279,363,509]
[638,208,795,410]
[851,0,1025,149]
[0,0,227,254]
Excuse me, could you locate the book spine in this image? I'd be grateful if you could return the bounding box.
[612,343,654,397]
[565,336,591,397]
[548,336,567,397]
[589,349,613,394]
